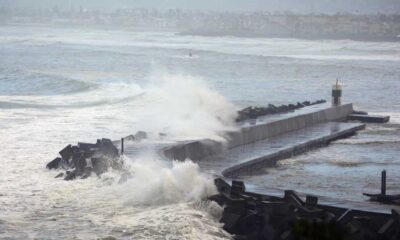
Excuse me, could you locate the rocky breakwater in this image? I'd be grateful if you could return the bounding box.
[209,178,400,240]
[236,100,326,122]
[46,138,122,180]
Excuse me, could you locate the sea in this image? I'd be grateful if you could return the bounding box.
[0,25,399,239]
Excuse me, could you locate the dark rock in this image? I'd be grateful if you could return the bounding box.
[83,149,96,159]
[59,144,73,161]
[279,105,289,111]
[98,138,119,158]
[214,178,231,194]
[238,211,265,236]
[59,158,70,170]
[64,170,76,181]
[221,204,247,233]
[262,202,290,216]
[91,157,109,176]
[297,102,304,108]
[305,195,318,209]
[47,137,123,181]
[77,142,98,151]
[231,180,246,197]
[236,100,326,122]
[70,151,85,174]
[46,157,62,170]
[209,194,227,206]
[262,224,280,240]
[210,180,400,240]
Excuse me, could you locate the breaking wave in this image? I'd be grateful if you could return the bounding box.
[134,72,238,141]
[87,72,238,206]
[0,69,95,96]
[0,93,144,109]
[0,81,145,109]
[100,158,217,206]
[331,160,400,167]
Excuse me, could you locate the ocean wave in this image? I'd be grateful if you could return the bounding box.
[293,158,400,168]
[0,70,95,96]
[0,92,144,109]
[331,160,400,167]
[10,28,399,63]
[334,139,400,145]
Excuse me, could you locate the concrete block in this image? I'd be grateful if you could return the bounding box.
[46,157,61,170]
[64,170,76,181]
[59,144,73,161]
[305,195,318,209]
[348,114,390,123]
[214,178,231,194]
[77,142,97,150]
[231,180,246,197]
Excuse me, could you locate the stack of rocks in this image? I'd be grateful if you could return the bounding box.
[236,100,326,122]
[209,178,400,240]
[46,138,122,180]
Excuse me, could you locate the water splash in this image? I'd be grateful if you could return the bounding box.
[134,72,238,142]
[100,157,217,206]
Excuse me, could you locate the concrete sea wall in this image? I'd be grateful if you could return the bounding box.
[162,103,354,161]
[222,122,365,177]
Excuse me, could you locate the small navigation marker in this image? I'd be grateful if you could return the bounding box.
[363,170,400,204]
[332,79,342,106]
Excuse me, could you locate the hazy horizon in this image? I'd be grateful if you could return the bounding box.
[1,0,400,14]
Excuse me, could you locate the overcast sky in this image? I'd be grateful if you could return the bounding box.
[1,0,400,13]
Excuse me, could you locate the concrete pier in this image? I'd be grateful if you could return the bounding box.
[348,113,390,123]
[162,103,354,162]
[120,103,396,214]
[200,122,364,177]
[161,103,363,177]
[119,103,364,179]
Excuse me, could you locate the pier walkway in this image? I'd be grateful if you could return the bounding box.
[198,121,364,177]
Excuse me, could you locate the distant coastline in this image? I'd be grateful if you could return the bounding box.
[1,7,399,42]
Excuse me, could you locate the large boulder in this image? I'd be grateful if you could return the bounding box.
[209,178,399,240]
[46,138,122,180]
[236,99,326,122]
[46,157,62,170]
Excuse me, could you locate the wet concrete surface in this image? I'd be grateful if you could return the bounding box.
[198,122,364,176]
